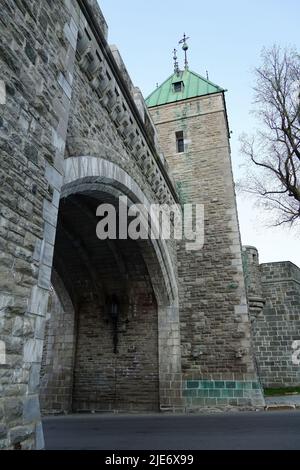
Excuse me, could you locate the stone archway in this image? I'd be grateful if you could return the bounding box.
[40,156,182,413]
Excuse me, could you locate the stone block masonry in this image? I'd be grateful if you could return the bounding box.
[0,0,182,448]
[39,271,76,415]
[148,92,264,409]
[0,0,79,449]
[244,247,300,389]
[3,0,291,450]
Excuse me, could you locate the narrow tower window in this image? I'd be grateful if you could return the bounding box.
[176,131,184,153]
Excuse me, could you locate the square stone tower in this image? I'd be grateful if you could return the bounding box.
[146,68,264,409]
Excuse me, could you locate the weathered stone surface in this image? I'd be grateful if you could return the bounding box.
[244,247,300,388]
[23,339,43,363]
[28,364,41,394]
[148,88,263,409]
[24,144,38,164]
[23,395,40,423]
[0,2,79,450]
[9,425,34,445]
[0,423,7,440]
[35,422,45,450]
[4,398,23,422]
[24,41,37,65]
[0,0,270,451]
[28,286,49,316]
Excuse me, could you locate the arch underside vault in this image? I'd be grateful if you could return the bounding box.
[40,156,182,413]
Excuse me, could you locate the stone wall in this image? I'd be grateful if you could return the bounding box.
[69,4,177,208]
[0,0,79,449]
[148,94,264,409]
[59,0,181,414]
[40,229,160,413]
[0,0,180,448]
[39,271,76,415]
[243,247,300,388]
[72,282,159,413]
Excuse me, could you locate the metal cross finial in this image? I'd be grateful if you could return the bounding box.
[179,33,190,70]
[173,48,179,74]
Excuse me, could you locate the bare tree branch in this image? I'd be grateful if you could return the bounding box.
[239,45,300,226]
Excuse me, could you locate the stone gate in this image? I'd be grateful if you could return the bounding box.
[0,0,263,450]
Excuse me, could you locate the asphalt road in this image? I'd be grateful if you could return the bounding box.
[43,411,300,450]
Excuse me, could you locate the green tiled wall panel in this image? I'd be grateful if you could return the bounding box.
[182,380,263,406]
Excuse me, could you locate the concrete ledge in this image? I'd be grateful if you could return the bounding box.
[265,404,296,411]
[265,395,300,410]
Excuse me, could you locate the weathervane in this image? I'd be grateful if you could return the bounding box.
[179,33,190,70]
[173,48,179,75]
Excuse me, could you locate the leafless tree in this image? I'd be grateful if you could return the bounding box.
[240,45,300,226]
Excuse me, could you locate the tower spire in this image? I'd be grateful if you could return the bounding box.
[173,48,179,75]
[179,33,190,70]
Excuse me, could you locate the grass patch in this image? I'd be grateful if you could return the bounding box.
[264,387,300,396]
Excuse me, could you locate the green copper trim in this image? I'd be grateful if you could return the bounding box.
[146,69,225,108]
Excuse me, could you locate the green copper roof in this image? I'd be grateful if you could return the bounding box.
[145,69,225,108]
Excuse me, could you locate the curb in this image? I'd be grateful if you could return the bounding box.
[265,404,296,411]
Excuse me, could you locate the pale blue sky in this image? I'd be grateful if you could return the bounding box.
[99,0,300,266]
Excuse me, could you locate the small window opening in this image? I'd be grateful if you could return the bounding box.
[84,28,92,41]
[96,51,102,63]
[173,81,184,93]
[176,131,184,153]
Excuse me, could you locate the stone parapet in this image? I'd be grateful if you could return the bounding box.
[74,2,178,206]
